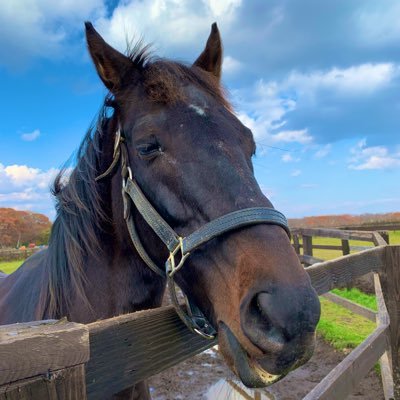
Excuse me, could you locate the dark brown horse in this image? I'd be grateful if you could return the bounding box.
[0,23,320,399]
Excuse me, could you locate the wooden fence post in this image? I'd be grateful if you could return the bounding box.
[303,235,313,256]
[341,239,350,255]
[0,320,89,400]
[379,246,400,399]
[380,231,390,244]
[293,233,300,255]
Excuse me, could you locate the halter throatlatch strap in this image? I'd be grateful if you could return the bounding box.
[98,126,291,339]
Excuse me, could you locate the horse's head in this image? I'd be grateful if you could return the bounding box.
[85,22,320,387]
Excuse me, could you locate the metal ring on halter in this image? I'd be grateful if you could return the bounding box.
[122,166,133,188]
[193,327,216,339]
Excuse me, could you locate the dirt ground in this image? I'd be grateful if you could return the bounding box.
[149,336,383,400]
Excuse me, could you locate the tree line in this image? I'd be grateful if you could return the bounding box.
[0,208,51,248]
[289,212,400,229]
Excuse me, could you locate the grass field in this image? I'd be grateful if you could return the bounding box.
[310,232,400,353]
[0,259,24,274]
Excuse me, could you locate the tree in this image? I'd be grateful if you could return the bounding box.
[0,208,52,248]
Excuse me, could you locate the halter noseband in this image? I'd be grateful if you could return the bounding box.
[96,127,291,339]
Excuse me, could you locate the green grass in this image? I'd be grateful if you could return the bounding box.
[317,287,377,351]
[389,230,400,244]
[301,230,397,353]
[317,297,376,351]
[331,287,377,311]
[0,259,24,274]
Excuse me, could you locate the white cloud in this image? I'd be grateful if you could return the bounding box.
[2,165,58,188]
[223,55,242,75]
[286,63,399,97]
[0,163,59,217]
[314,144,332,158]
[235,80,298,143]
[21,129,40,142]
[0,0,105,66]
[291,169,302,177]
[95,0,242,54]
[271,129,312,144]
[349,139,400,170]
[281,153,300,163]
[233,61,399,151]
[355,2,400,46]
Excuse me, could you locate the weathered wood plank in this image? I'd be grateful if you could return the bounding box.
[292,234,300,254]
[303,325,389,400]
[373,232,390,246]
[322,293,376,322]
[303,235,313,256]
[373,273,394,400]
[379,246,400,398]
[341,239,350,255]
[350,245,373,252]
[306,246,385,295]
[86,306,216,399]
[299,254,324,266]
[0,365,87,400]
[0,320,89,385]
[297,244,344,251]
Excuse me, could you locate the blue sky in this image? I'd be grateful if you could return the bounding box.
[0,0,399,219]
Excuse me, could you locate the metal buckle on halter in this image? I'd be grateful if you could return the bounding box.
[193,326,216,339]
[166,237,190,277]
[122,166,133,189]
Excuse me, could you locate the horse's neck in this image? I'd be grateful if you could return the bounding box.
[64,237,166,323]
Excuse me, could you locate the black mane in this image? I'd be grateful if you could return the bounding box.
[41,104,113,317]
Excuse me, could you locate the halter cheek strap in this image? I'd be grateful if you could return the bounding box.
[97,127,291,339]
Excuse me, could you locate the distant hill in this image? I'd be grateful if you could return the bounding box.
[0,208,52,248]
[289,212,400,229]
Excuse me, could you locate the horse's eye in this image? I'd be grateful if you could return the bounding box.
[136,143,162,158]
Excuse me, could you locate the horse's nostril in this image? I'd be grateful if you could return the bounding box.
[256,292,273,319]
[241,285,320,355]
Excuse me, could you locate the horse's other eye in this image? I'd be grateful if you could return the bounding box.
[136,143,162,158]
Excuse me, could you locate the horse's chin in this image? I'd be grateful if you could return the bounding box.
[218,322,288,388]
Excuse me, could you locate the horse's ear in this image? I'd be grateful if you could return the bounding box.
[193,23,223,80]
[85,22,136,92]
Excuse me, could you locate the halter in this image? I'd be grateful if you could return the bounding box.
[96,127,290,339]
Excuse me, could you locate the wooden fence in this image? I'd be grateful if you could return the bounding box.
[340,222,400,232]
[0,248,39,262]
[291,227,389,266]
[0,231,399,399]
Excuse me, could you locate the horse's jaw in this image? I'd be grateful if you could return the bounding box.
[217,321,316,388]
[217,322,284,387]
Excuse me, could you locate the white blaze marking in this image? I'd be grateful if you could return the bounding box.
[189,104,206,116]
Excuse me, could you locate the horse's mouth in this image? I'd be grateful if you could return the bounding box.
[217,321,313,388]
[218,322,284,387]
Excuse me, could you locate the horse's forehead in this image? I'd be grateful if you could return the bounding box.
[183,84,209,104]
[133,111,167,130]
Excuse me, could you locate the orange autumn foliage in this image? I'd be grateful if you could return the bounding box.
[0,208,51,248]
[289,212,400,229]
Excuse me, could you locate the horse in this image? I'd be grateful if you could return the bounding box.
[0,22,320,399]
